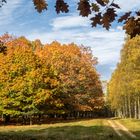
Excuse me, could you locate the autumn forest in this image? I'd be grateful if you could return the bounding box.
[0,32,139,127]
[0,34,104,124]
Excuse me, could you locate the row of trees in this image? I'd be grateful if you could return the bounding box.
[107,35,140,119]
[0,34,104,124]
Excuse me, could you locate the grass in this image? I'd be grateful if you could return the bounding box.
[118,119,140,138]
[0,118,139,140]
[0,119,119,140]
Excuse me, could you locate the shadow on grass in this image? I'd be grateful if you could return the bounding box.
[0,125,135,140]
[119,129,140,140]
[0,118,107,126]
[110,117,121,120]
[132,130,140,139]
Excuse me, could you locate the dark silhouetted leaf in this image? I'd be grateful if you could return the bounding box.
[91,3,100,12]
[118,12,131,22]
[102,8,117,30]
[111,3,120,9]
[78,0,91,17]
[136,11,140,16]
[0,0,6,8]
[33,0,48,13]
[96,0,106,6]
[55,0,69,14]
[90,13,102,27]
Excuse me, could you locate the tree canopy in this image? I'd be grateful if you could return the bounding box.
[0,34,104,119]
[0,0,140,38]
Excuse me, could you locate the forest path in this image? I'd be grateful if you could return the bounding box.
[108,120,137,139]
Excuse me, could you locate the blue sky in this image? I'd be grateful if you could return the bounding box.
[0,0,140,80]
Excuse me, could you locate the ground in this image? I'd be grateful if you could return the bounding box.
[0,118,139,140]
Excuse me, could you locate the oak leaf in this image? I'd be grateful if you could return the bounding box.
[55,0,69,14]
[90,13,102,27]
[102,8,117,30]
[91,3,99,12]
[96,0,106,6]
[118,12,131,23]
[78,0,91,17]
[33,0,48,13]
[111,3,120,9]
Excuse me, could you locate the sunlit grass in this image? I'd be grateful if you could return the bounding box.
[0,118,139,140]
[0,119,121,140]
[118,119,140,138]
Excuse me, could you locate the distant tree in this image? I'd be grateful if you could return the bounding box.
[0,0,140,38]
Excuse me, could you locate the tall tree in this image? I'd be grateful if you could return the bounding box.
[0,37,59,123]
[37,41,104,113]
[108,35,140,119]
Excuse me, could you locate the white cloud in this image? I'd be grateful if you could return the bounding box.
[45,5,127,66]
[116,0,140,12]
[0,0,22,25]
[27,28,125,65]
[51,15,90,30]
[117,26,123,31]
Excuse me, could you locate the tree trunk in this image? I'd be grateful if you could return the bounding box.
[4,115,10,124]
[128,95,132,118]
[134,99,137,119]
[124,96,127,118]
[29,116,32,125]
[1,114,4,122]
[138,96,140,119]
[38,114,41,124]
[125,96,128,118]
[77,111,79,118]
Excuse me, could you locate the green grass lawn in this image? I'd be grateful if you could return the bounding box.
[0,118,139,140]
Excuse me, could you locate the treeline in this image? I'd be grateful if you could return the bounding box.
[0,34,104,124]
[108,35,140,119]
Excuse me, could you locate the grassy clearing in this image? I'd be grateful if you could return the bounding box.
[118,119,140,138]
[0,119,121,140]
[0,118,139,140]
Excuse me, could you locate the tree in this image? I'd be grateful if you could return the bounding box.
[36,41,104,114]
[107,35,140,119]
[0,37,61,124]
[1,0,140,38]
[0,34,104,122]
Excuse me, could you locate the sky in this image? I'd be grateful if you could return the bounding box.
[0,0,140,80]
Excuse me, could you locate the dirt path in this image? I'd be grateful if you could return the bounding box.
[108,120,122,136]
[108,120,137,139]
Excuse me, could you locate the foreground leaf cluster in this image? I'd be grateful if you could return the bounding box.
[0,0,140,38]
